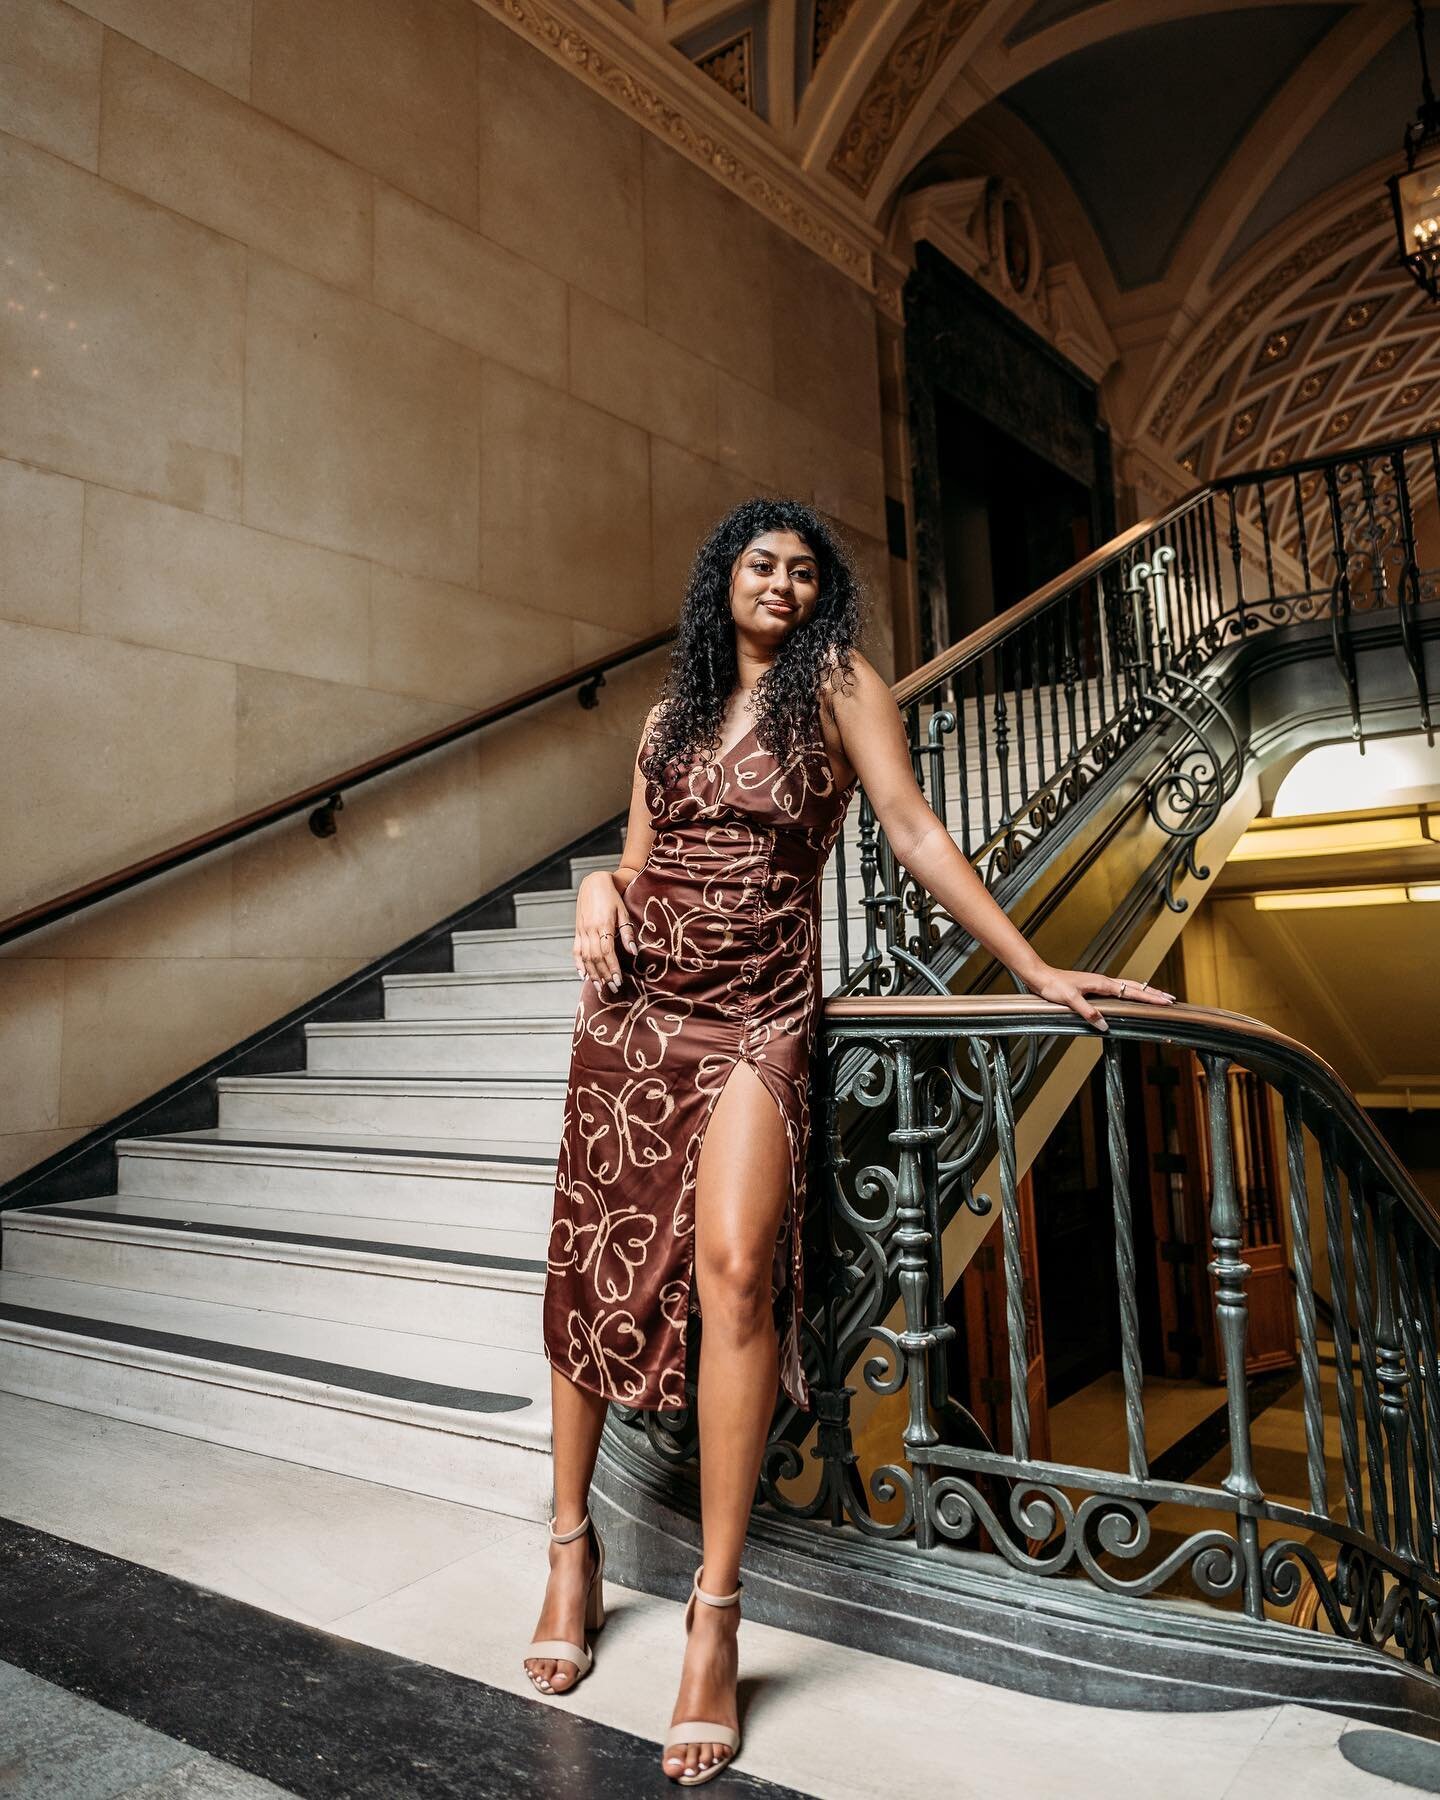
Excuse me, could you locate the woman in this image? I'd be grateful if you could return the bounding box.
[523,497,1173,1784]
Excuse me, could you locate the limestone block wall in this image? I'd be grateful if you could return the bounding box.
[0,0,892,1185]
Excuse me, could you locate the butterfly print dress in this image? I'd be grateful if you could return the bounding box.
[542,715,855,1413]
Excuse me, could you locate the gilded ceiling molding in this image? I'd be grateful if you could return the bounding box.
[480,0,881,289]
[828,0,985,198]
[1146,196,1390,441]
[695,31,753,108]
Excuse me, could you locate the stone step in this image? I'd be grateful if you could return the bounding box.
[400,960,849,1024]
[385,966,582,1020]
[217,1072,566,1143]
[115,1129,556,1225]
[306,1015,575,1075]
[3,1197,545,1352]
[0,1270,552,1519]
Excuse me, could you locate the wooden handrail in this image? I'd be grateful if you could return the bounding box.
[0,625,677,950]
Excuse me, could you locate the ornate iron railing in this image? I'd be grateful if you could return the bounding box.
[772,995,1440,1664]
[827,427,1440,995]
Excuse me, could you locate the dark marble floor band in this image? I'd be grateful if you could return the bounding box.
[1148,1366,1299,1489]
[0,1518,816,1800]
[0,1307,531,1414]
[17,1208,546,1275]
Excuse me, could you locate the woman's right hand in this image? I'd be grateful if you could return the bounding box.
[574,870,637,992]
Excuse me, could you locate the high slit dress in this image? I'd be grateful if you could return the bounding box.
[542,714,855,1413]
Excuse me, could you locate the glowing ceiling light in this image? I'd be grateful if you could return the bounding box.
[1253,886,1410,911]
[1230,817,1427,859]
[1272,735,1440,815]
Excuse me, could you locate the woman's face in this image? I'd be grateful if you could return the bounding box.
[728,529,820,646]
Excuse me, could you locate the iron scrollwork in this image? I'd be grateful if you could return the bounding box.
[1124,545,1247,912]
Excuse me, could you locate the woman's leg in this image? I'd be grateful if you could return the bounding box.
[664,1059,792,1779]
[524,1367,608,1692]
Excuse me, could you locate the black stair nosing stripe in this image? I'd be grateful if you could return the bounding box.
[0,1303,533,1416]
[10,1207,547,1276]
[221,1070,565,1084]
[120,1133,556,1167]
[0,1518,818,1800]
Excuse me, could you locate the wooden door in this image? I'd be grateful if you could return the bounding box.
[1142,1045,1296,1381]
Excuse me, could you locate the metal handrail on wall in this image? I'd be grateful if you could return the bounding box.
[767,994,1440,1669]
[830,426,1440,996]
[0,627,677,951]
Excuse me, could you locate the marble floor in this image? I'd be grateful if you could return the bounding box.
[2,1391,1438,1800]
[0,1661,295,1800]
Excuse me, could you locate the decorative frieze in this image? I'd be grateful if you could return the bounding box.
[828,0,984,197]
[482,0,881,290]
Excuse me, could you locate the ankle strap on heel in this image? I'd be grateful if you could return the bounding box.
[550,1511,592,1545]
[691,1568,742,1608]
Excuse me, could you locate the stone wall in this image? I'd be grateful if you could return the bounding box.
[0,0,892,1184]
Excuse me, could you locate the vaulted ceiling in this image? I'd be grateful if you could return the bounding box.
[577,0,1427,471]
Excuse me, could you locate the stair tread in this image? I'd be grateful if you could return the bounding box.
[309,1015,576,1035]
[0,1271,553,1422]
[118,1126,558,1169]
[219,1071,566,1090]
[387,965,582,985]
[6,1196,549,1271]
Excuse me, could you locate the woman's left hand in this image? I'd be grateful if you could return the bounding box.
[1026,965,1175,1032]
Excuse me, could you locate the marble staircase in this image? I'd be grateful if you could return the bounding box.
[0,699,1095,1527]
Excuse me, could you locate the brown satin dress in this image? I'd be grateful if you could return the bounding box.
[542,713,855,1413]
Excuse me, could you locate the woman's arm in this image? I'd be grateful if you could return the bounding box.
[827,656,1173,1030]
[574,710,658,992]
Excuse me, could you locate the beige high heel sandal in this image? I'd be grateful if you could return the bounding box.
[523,1511,606,1694]
[663,1568,743,1787]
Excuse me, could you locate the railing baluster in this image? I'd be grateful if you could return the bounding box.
[1282,1084,1327,1516]
[891,1035,940,1548]
[1105,1041,1147,1479]
[1201,1052,1264,1616]
[1320,1125,1363,1532]
[1012,630,1030,815]
[1350,1163,1391,1548]
[994,657,1013,834]
[993,1041,1030,1463]
[1419,1244,1440,1568]
[1225,489,1248,636]
[1047,606,1063,780]
[1060,595,1081,768]
[856,793,882,995]
[1396,1212,1435,1572]
[953,681,973,855]
[1374,1192,1417,1562]
[1256,481,1277,601]
[832,819,851,989]
[974,661,994,849]
[1292,470,1313,599]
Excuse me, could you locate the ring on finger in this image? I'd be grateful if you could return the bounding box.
[1118,980,1128,998]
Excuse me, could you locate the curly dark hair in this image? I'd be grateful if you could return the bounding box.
[642,496,864,778]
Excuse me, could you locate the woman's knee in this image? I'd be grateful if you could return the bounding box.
[696,1247,773,1339]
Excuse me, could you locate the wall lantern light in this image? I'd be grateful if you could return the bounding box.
[1391,0,1440,302]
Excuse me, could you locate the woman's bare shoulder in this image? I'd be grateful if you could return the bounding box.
[820,649,889,717]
